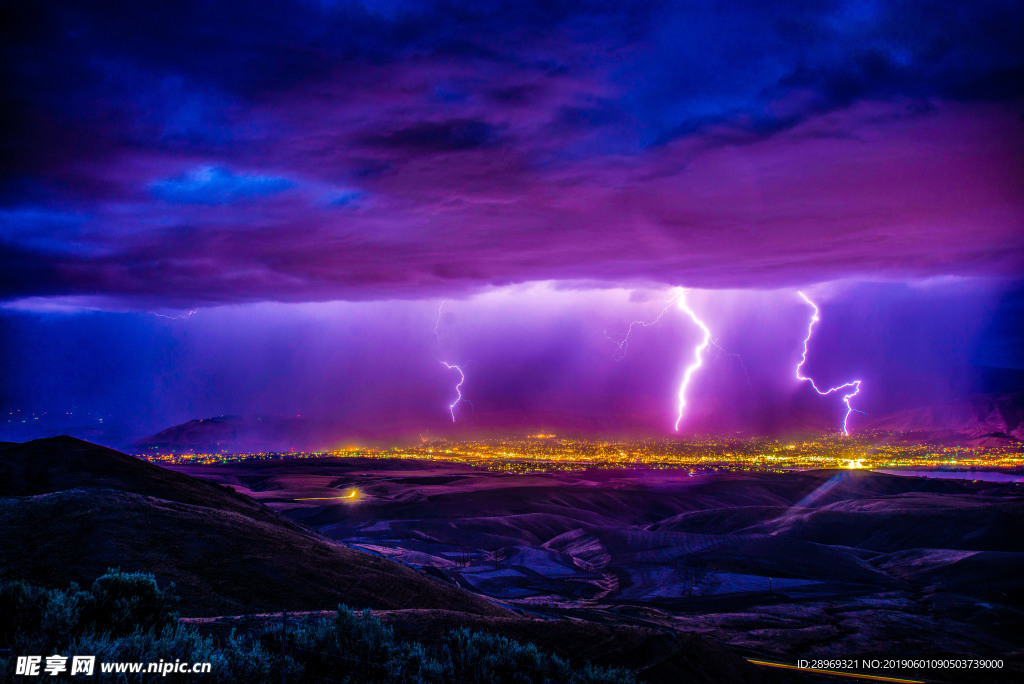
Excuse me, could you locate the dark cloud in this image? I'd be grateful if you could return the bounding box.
[0,243,61,299]
[360,119,505,152]
[0,1,1021,306]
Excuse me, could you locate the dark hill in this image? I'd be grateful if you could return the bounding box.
[0,489,505,617]
[0,435,282,525]
[0,437,507,618]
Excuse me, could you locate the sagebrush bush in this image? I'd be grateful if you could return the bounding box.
[72,625,220,683]
[86,569,179,636]
[0,578,93,655]
[436,627,634,684]
[1,576,635,683]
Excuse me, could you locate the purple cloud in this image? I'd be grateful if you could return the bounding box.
[1,99,1020,307]
[0,2,1020,307]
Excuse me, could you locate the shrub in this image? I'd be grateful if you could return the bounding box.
[271,607,634,684]
[437,627,634,683]
[72,625,221,683]
[1,576,634,684]
[0,579,93,655]
[86,568,179,636]
[267,606,436,683]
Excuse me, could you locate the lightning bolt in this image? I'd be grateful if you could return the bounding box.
[433,301,445,345]
[440,361,465,422]
[674,289,712,431]
[795,291,863,436]
[150,308,198,320]
[434,301,469,421]
[709,338,757,397]
[608,291,752,406]
[604,292,680,359]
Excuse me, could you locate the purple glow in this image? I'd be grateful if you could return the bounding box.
[795,291,863,435]
[674,290,712,431]
[709,338,756,398]
[604,292,679,359]
[0,281,1015,448]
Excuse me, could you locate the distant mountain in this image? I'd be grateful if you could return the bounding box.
[858,391,1024,446]
[136,415,272,453]
[134,415,416,453]
[0,436,507,617]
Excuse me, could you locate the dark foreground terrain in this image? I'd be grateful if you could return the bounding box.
[0,437,503,618]
[0,437,770,683]
[2,436,1022,682]
[171,456,1024,682]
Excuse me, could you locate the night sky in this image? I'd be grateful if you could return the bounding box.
[1,2,1022,448]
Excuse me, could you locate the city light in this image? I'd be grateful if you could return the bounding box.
[141,435,1024,476]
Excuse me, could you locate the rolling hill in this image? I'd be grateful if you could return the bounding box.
[0,436,772,682]
[0,436,507,617]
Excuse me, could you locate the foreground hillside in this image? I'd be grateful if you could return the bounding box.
[0,437,769,683]
[0,436,505,617]
[0,435,285,525]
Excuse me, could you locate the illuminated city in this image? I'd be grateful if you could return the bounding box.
[140,434,1024,475]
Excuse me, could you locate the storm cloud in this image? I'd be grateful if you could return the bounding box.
[0,1,1021,306]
